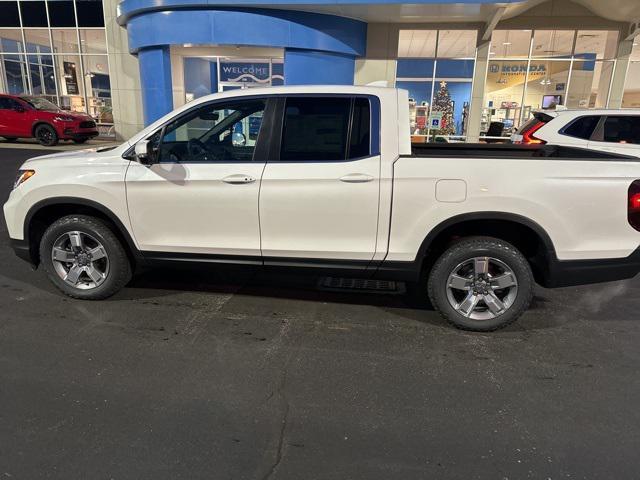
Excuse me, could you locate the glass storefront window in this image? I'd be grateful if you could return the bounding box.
[397,29,476,141]
[484,29,621,139]
[76,1,105,28]
[52,29,79,54]
[483,60,527,135]
[398,29,437,58]
[523,60,570,110]
[622,41,640,108]
[490,30,532,58]
[20,1,48,28]
[0,54,28,94]
[574,30,618,60]
[0,2,20,28]
[24,29,51,54]
[79,29,107,55]
[48,1,76,28]
[82,55,111,125]
[55,54,85,111]
[567,60,613,108]
[531,30,574,58]
[0,29,25,53]
[437,30,477,58]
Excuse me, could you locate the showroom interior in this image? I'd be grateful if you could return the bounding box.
[0,0,638,141]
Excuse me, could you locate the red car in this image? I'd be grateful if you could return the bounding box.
[0,94,99,147]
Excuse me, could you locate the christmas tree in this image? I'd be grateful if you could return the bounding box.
[431,81,456,136]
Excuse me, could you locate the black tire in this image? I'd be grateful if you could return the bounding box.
[3,137,17,142]
[72,138,88,144]
[34,124,58,147]
[427,237,534,332]
[39,215,132,300]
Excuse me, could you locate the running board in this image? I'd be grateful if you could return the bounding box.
[318,277,405,294]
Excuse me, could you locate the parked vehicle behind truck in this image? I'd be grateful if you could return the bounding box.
[511,108,640,157]
[5,86,640,331]
[0,94,98,146]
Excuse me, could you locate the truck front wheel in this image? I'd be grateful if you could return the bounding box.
[427,237,534,331]
[39,215,132,300]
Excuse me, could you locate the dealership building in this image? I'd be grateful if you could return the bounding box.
[0,0,639,141]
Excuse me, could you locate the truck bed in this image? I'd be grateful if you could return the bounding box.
[409,143,636,160]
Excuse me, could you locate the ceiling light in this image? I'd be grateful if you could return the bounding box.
[502,42,512,45]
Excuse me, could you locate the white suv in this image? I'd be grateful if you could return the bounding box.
[512,109,640,157]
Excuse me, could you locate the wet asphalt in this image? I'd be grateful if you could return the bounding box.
[1,146,639,479]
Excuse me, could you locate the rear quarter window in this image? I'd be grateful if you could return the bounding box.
[561,115,601,140]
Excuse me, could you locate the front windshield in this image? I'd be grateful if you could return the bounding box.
[20,97,60,111]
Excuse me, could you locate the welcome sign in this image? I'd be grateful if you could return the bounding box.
[219,61,271,84]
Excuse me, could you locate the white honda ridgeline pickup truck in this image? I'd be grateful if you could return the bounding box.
[5,86,640,331]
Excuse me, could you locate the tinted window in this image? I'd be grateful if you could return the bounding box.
[602,116,640,144]
[280,97,351,161]
[0,2,20,27]
[20,1,48,27]
[349,97,371,158]
[158,99,266,163]
[563,116,600,140]
[76,0,105,27]
[48,1,76,27]
[0,97,20,110]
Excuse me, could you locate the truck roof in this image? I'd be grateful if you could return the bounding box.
[190,85,397,104]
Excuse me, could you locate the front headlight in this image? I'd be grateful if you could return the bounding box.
[14,170,35,189]
[53,115,75,122]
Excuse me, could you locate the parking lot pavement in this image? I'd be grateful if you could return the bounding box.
[1,147,639,479]
[0,137,116,151]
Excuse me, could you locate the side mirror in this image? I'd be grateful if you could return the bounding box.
[14,106,25,113]
[232,132,246,147]
[134,139,155,165]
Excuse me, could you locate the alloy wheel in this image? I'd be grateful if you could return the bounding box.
[51,231,109,290]
[445,256,518,320]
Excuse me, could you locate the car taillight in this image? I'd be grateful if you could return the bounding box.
[628,180,640,232]
[521,120,547,144]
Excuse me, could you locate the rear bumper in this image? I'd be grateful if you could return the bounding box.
[541,247,640,288]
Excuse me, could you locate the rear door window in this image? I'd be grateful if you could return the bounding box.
[562,116,601,140]
[600,116,640,144]
[279,97,371,161]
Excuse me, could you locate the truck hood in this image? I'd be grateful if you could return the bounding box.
[21,145,124,169]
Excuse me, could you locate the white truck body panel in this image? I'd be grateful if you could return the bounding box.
[4,85,640,291]
[389,157,640,261]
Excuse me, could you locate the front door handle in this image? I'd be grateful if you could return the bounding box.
[222,174,256,184]
[339,173,374,183]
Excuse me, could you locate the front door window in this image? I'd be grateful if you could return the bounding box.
[158,99,266,163]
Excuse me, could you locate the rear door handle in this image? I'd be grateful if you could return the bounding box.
[222,174,256,184]
[339,173,374,183]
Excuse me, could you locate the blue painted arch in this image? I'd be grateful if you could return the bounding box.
[118,3,367,124]
[122,7,366,57]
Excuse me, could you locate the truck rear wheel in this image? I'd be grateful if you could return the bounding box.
[39,215,132,300]
[427,237,534,331]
